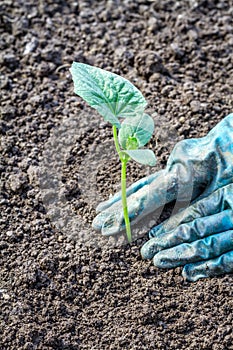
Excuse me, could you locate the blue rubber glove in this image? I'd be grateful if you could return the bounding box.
[141,183,233,281]
[92,114,233,281]
[93,113,233,236]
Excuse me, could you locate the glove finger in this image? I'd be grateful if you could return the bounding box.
[92,202,122,233]
[149,183,233,238]
[141,209,233,259]
[152,230,233,268]
[92,188,147,234]
[93,168,180,234]
[96,172,158,213]
[182,250,233,282]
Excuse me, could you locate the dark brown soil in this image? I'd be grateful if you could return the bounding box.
[1,1,233,349]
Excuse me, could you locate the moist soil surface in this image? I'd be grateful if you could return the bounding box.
[1,1,233,349]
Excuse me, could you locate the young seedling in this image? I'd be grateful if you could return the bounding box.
[70,62,156,243]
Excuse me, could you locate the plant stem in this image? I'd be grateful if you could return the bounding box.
[121,158,132,242]
[112,125,122,160]
[112,126,132,242]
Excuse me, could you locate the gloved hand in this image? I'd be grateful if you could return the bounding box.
[92,113,233,280]
[141,183,233,281]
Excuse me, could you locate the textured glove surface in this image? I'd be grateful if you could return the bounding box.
[141,184,233,281]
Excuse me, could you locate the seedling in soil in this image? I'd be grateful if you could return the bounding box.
[70,62,156,243]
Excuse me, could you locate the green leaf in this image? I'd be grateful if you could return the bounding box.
[126,136,139,150]
[124,149,156,166]
[70,62,147,128]
[118,113,154,149]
